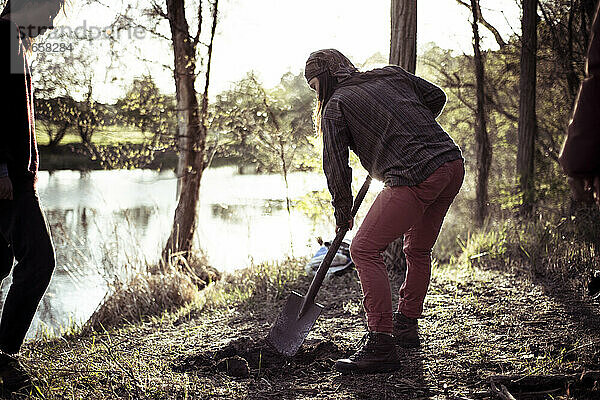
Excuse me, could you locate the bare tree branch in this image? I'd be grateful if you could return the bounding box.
[456,0,507,47]
[193,0,203,49]
[150,0,168,19]
[93,0,172,41]
[200,0,218,130]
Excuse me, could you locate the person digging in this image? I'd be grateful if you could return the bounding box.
[304,49,464,374]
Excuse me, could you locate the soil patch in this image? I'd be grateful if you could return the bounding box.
[172,264,600,399]
[172,336,344,378]
[24,262,600,399]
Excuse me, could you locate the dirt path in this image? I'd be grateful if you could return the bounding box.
[26,262,600,399]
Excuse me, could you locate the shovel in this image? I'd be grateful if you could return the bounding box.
[267,175,372,356]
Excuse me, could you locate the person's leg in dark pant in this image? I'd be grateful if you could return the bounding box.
[397,159,464,318]
[350,160,464,332]
[0,235,14,283]
[350,186,425,333]
[0,235,15,332]
[0,189,55,355]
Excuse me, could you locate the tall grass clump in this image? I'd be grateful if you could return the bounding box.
[456,220,510,268]
[213,257,305,308]
[82,253,220,334]
[455,204,600,291]
[174,258,307,324]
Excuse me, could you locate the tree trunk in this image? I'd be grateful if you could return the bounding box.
[471,0,491,226]
[538,2,582,104]
[517,0,537,217]
[389,0,417,71]
[47,123,69,147]
[386,0,416,277]
[162,0,206,262]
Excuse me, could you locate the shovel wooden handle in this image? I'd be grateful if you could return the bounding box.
[298,175,372,318]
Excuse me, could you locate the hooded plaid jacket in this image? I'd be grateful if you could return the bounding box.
[321,66,463,226]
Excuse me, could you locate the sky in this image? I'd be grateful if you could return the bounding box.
[46,0,522,103]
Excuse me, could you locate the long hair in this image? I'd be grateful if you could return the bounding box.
[313,70,338,135]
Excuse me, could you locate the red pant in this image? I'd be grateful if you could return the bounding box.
[350,159,464,333]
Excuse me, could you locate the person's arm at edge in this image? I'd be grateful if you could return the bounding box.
[559,3,600,205]
[0,21,13,199]
[322,106,353,230]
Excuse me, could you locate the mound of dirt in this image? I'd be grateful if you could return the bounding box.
[216,356,250,378]
[172,336,344,378]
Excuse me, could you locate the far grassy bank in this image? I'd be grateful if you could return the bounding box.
[39,144,179,171]
[36,123,149,147]
[36,122,180,171]
[38,144,244,171]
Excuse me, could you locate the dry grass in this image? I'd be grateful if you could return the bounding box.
[82,252,221,335]
[457,205,600,295]
[15,247,600,399]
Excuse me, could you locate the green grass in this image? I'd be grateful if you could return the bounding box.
[13,220,600,399]
[16,258,307,399]
[36,122,149,146]
[450,206,600,299]
[11,207,599,399]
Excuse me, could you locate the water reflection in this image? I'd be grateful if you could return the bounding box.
[3,167,330,339]
[210,200,285,222]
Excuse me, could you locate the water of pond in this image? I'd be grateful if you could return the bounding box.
[0,167,340,339]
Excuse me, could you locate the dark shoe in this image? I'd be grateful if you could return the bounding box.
[335,332,401,374]
[393,312,421,348]
[0,353,30,396]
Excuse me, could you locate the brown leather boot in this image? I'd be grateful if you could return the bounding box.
[393,312,421,348]
[335,332,401,374]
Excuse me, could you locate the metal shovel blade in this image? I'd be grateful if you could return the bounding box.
[266,291,324,357]
[266,175,372,358]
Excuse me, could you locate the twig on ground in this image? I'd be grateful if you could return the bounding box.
[564,340,600,356]
[518,388,562,396]
[100,341,144,399]
[489,378,517,400]
[488,371,600,398]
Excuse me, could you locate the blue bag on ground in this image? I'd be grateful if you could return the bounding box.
[305,239,354,277]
